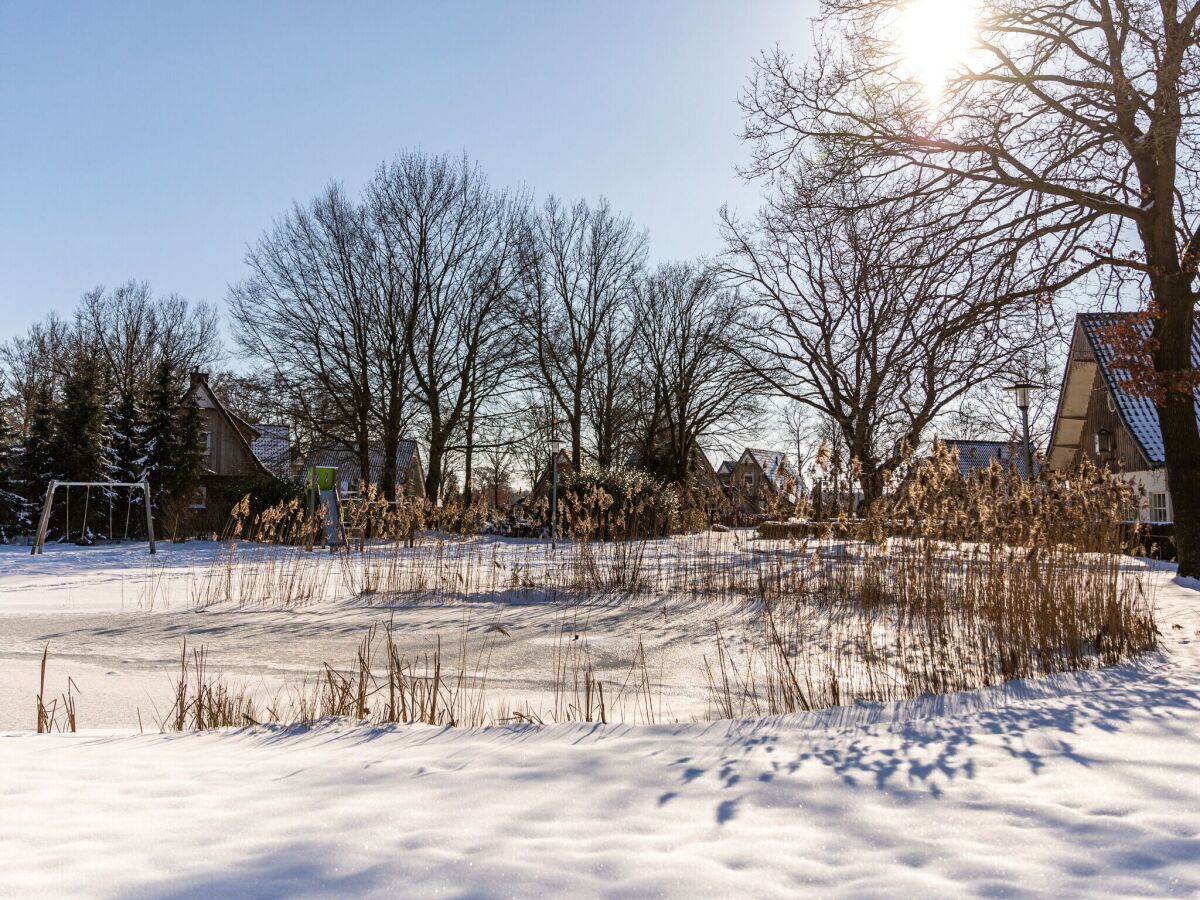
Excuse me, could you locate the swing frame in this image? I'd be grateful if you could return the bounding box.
[31,480,156,555]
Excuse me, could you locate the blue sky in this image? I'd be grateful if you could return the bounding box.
[0,1,816,345]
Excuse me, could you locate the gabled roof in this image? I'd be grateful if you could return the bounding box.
[251,424,291,479]
[943,439,1037,479]
[1048,313,1200,468]
[301,440,422,493]
[526,448,571,502]
[717,459,736,476]
[740,448,806,499]
[186,373,268,478]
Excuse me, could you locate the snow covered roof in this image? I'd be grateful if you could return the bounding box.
[301,440,422,493]
[742,448,805,498]
[943,439,1038,479]
[1080,313,1200,465]
[717,459,736,476]
[250,424,290,479]
[1048,313,1200,469]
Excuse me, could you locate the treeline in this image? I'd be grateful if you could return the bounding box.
[228,152,762,506]
[0,148,1057,538]
[229,150,1045,510]
[0,283,217,541]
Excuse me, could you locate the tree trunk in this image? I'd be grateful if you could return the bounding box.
[357,423,372,499]
[1154,289,1200,578]
[379,434,398,503]
[859,467,885,516]
[570,409,583,471]
[424,440,443,505]
[463,417,475,507]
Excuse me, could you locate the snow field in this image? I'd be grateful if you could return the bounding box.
[1,540,1198,896]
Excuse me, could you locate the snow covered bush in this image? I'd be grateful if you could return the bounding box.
[558,463,681,541]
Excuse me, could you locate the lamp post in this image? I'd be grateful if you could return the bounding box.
[1006,379,1037,478]
[548,433,563,549]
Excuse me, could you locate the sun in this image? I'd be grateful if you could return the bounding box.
[894,0,979,104]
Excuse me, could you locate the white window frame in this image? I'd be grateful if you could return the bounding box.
[190,486,207,510]
[1149,492,1168,523]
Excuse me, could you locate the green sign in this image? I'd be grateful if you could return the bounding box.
[308,466,337,492]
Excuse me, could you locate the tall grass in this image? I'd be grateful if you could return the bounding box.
[165,450,1159,728]
[704,449,1158,717]
[35,646,79,733]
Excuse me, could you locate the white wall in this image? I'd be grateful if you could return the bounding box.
[1121,469,1173,523]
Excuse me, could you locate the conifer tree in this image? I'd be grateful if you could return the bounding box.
[47,353,109,539]
[142,360,202,527]
[107,386,143,484]
[19,384,57,511]
[0,398,23,540]
[49,353,109,484]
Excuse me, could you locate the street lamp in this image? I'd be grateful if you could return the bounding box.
[548,431,564,549]
[1006,379,1037,478]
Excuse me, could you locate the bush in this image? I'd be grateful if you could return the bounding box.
[559,464,681,540]
[220,474,303,522]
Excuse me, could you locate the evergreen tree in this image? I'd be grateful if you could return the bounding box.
[19,384,57,511]
[47,353,110,540]
[49,354,109,484]
[0,399,24,540]
[143,360,202,526]
[107,386,144,483]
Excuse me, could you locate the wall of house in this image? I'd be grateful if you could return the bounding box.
[1073,369,1150,473]
[1122,469,1173,523]
[196,399,260,479]
[729,455,768,518]
[403,453,427,499]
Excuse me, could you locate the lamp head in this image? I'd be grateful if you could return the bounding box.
[1006,380,1037,411]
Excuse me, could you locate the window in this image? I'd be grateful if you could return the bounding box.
[199,431,212,458]
[1094,428,1113,456]
[1149,493,1169,523]
[189,486,207,510]
[743,472,755,490]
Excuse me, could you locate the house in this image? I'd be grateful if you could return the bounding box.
[725,448,804,519]
[187,372,282,526]
[300,440,427,500]
[1047,312,1200,525]
[716,459,736,489]
[626,433,726,512]
[942,438,1038,479]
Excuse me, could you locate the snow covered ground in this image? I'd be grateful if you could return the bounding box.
[0,538,751,730]
[2,541,1199,896]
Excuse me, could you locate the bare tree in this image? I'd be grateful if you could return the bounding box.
[78,281,219,398]
[585,311,640,468]
[723,179,1049,505]
[741,0,1200,569]
[631,262,764,486]
[230,184,383,486]
[520,196,646,468]
[369,153,527,503]
[0,316,70,435]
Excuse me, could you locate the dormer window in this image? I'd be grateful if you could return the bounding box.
[1094,428,1113,456]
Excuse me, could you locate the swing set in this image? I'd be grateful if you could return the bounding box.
[31,480,156,555]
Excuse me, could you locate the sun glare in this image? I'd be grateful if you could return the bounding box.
[895,0,979,105]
